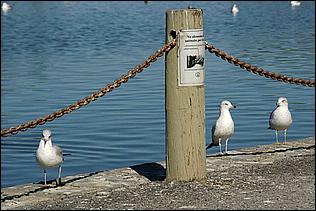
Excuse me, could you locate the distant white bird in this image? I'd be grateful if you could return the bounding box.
[36,129,66,185]
[206,100,236,153]
[291,1,301,6]
[2,2,12,12]
[231,4,239,15]
[268,97,292,144]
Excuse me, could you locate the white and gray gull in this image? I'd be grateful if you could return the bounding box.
[36,129,67,185]
[2,2,12,12]
[206,100,236,153]
[268,97,292,144]
[231,4,239,15]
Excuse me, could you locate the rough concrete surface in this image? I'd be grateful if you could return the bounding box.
[1,137,315,210]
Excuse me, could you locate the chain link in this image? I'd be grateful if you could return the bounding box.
[1,39,177,137]
[205,42,315,87]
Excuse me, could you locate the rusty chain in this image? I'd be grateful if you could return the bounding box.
[1,39,177,137]
[2,39,314,137]
[205,42,315,87]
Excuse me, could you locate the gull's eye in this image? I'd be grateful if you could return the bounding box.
[225,103,228,106]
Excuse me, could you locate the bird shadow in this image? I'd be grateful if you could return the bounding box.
[35,170,102,187]
[130,162,166,181]
[2,171,104,202]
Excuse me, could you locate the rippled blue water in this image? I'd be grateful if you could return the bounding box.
[1,1,315,188]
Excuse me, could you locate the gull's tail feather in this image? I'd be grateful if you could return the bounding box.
[62,153,71,162]
[206,143,214,150]
[63,153,71,156]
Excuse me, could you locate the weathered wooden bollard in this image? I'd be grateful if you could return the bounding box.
[165,9,206,181]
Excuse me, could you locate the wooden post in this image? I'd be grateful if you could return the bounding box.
[165,9,206,181]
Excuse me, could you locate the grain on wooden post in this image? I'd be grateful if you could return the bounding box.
[165,9,206,181]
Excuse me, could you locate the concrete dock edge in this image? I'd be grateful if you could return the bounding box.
[1,137,315,210]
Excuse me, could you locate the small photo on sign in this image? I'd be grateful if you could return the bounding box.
[187,55,204,68]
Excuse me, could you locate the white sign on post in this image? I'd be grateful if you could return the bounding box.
[178,29,205,86]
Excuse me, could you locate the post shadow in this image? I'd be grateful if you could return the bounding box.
[130,162,166,181]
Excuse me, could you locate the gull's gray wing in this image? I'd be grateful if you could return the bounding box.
[53,145,63,157]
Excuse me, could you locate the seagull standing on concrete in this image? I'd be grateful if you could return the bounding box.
[269,97,292,144]
[36,129,64,185]
[206,100,236,153]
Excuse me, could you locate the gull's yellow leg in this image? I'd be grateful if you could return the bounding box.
[44,169,47,185]
[275,129,279,144]
[283,129,287,144]
[225,138,229,154]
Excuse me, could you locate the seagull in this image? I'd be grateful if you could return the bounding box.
[2,2,12,12]
[206,100,236,154]
[231,4,239,15]
[291,1,301,7]
[36,129,66,185]
[268,97,292,144]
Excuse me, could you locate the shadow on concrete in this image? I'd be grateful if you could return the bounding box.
[3,170,105,202]
[2,170,105,203]
[35,170,103,187]
[130,162,166,181]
